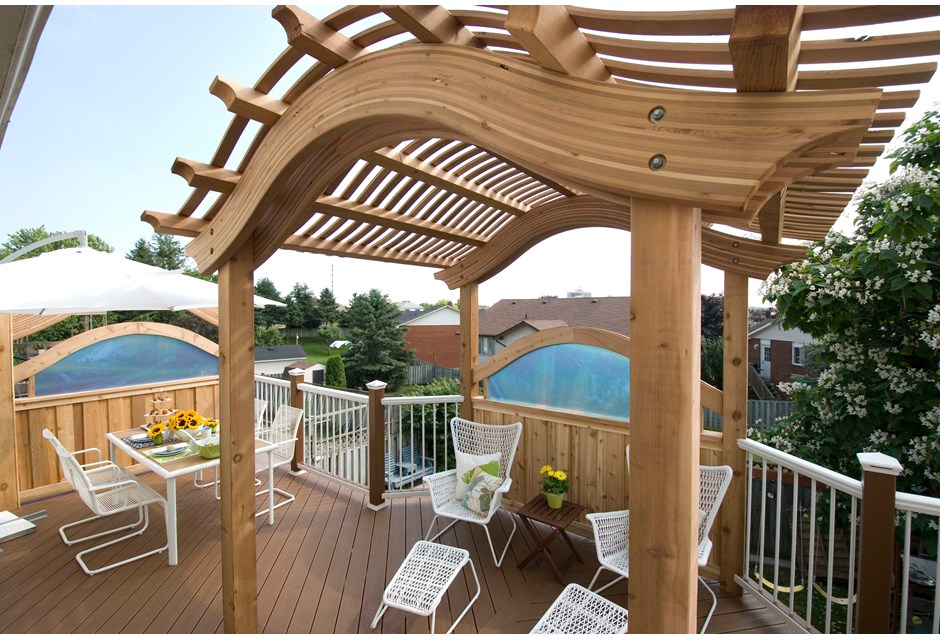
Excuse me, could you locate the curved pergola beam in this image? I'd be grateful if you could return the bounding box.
[186,44,880,274]
[434,195,808,288]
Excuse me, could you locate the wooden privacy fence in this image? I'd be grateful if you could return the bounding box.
[13,376,219,502]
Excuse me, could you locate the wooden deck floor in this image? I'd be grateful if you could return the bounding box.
[0,469,790,634]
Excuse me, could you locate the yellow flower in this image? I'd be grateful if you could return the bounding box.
[540,465,553,475]
[147,422,166,437]
[554,471,567,482]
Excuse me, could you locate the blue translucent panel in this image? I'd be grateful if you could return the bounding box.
[488,343,629,421]
[34,334,218,397]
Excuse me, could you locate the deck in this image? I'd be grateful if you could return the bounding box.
[0,468,790,634]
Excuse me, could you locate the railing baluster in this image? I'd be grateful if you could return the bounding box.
[825,487,836,633]
[773,462,783,602]
[807,479,816,628]
[901,511,912,634]
[789,470,799,614]
[846,496,858,633]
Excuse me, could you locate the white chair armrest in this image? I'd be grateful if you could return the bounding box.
[424,470,458,508]
[72,447,103,461]
[586,509,630,559]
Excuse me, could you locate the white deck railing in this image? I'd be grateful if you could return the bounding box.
[738,438,939,634]
[299,383,370,489]
[382,394,462,493]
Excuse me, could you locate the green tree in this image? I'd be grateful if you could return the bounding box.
[343,289,414,389]
[403,377,461,471]
[325,355,347,388]
[757,111,940,547]
[315,287,341,326]
[254,278,286,328]
[701,294,724,339]
[700,337,723,390]
[255,325,285,346]
[0,226,112,260]
[286,283,317,328]
[319,322,344,344]
[126,233,187,270]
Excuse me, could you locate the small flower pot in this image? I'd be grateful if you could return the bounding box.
[152,433,164,446]
[545,492,564,509]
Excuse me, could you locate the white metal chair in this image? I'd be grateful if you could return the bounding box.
[586,458,732,633]
[423,417,522,567]
[43,428,168,575]
[254,397,268,430]
[530,583,629,634]
[254,404,305,519]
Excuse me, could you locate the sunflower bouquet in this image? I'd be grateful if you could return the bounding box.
[168,409,205,431]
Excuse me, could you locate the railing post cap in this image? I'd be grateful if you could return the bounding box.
[857,451,903,476]
[366,380,387,390]
[288,368,306,376]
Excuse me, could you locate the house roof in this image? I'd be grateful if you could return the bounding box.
[254,344,307,362]
[748,317,815,342]
[399,304,459,326]
[479,297,630,337]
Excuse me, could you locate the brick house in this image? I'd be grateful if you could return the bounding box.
[397,304,461,368]
[747,318,816,389]
[478,296,631,361]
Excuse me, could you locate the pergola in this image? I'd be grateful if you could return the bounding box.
[142,5,940,633]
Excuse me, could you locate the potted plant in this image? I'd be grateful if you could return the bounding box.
[540,465,570,509]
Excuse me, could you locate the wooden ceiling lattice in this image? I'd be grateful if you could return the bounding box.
[142,4,940,281]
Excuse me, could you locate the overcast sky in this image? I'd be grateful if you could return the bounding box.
[2,4,939,308]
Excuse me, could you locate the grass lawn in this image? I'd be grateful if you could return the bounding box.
[298,336,349,364]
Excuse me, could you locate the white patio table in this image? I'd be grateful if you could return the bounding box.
[107,428,277,565]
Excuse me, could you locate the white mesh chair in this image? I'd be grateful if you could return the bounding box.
[43,429,168,575]
[530,583,629,634]
[254,398,268,430]
[423,417,523,567]
[254,404,305,520]
[586,459,733,633]
[371,540,480,634]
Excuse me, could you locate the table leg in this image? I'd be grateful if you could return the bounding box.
[166,478,178,565]
[267,450,275,526]
[517,518,567,583]
[559,529,584,563]
[108,440,116,463]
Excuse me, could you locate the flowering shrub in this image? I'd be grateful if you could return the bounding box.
[757,110,940,552]
[540,465,570,494]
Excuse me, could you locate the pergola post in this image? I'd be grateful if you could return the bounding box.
[629,198,702,634]
[720,271,749,594]
[0,314,19,510]
[459,283,478,419]
[218,238,258,633]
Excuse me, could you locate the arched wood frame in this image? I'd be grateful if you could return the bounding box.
[435,194,810,288]
[471,325,723,415]
[13,321,219,384]
[186,45,880,275]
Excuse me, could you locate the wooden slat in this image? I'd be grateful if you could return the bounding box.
[272,4,366,67]
[0,315,18,510]
[381,5,484,47]
[505,5,612,82]
[729,6,801,92]
[209,76,288,126]
[172,158,240,193]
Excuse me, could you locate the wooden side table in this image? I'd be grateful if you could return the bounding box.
[516,494,586,583]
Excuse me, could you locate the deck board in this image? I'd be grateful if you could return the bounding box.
[0,469,790,634]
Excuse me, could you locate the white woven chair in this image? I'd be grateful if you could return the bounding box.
[254,404,305,519]
[254,398,268,430]
[530,583,629,634]
[586,456,732,633]
[43,428,168,575]
[423,417,523,567]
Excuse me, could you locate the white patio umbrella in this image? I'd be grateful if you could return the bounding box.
[0,247,284,314]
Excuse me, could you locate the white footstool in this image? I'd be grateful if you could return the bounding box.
[530,583,629,634]
[371,540,480,634]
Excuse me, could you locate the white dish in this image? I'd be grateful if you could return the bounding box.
[151,444,188,457]
[130,434,152,442]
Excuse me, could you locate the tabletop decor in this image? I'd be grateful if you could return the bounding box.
[168,409,205,432]
[147,422,167,446]
[540,465,570,509]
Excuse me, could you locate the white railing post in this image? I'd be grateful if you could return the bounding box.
[856,451,903,633]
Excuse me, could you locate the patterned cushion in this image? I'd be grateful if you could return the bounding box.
[453,450,501,499]
[461,467,504,517]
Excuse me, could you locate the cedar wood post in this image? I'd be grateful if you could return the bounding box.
[218,239,258,633]
[289,368,305,473]
[0,315,18,510]
[856,452,903,633]
[367,380,387,510]
[720,271,748,594]
[629,198,702,633]
[459,283,478,420]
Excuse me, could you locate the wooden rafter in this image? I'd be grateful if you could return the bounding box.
[505,5,612,81]
[381,5,485,47]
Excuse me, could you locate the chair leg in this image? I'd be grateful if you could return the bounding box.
[697,575,719,634]
[424,515,458,543]
[481,510,516,567]
[60,505,147,546]
[71,505,169,576]
[588,566,625,595]
[370,603,388,630]
[446,558,481,633]
[255,487,295,519]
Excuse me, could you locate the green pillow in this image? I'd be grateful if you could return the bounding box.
[461,467,504,516]
[453,450,501,499]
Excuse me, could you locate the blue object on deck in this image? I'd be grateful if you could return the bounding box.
[487,343,630,421]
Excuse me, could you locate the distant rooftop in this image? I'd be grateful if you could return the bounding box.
[479,297,630,337]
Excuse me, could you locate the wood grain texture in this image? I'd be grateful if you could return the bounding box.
[505,5,611,81]
[217,239,259,633]
[0,315,19,509]
[459,284,478,420]
[729,6,802,92]
[629,198,701,633]
[185,44,879,274]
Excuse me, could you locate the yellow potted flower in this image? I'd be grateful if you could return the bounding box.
[147,422,167,446]
[540,465,570,509]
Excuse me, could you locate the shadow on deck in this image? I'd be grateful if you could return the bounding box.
[0,469,790,633]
